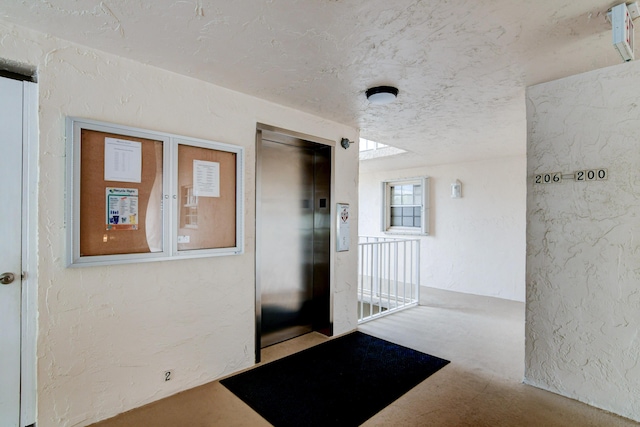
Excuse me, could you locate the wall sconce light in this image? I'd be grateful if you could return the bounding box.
[451,180,462,198]
[340,138,353,149]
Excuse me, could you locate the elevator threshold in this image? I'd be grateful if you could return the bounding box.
[261,325,313,348]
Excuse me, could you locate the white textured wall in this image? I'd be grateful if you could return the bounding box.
[359,156,526,302]
[0,21,359,427]
[526,62,640,421]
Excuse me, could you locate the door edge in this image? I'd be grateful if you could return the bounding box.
[20,80,38,427]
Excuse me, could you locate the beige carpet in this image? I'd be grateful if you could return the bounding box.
[92,287,638,426]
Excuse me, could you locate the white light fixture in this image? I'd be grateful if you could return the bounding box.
[366,86,399,104]
[610,2,638,62]
[451,180,462,199]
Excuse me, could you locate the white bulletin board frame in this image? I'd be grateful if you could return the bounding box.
[66,117,244,267]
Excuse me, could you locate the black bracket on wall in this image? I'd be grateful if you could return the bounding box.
[340,138,353,149]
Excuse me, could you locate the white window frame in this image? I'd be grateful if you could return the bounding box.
[382,177,429,235]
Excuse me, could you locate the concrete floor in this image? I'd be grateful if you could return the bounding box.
[91,288,639,427]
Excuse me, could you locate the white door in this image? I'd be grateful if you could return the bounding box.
[0,76,25,426]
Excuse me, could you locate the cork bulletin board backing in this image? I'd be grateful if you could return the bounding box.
[79,129,163,257]
[177,144,237,251]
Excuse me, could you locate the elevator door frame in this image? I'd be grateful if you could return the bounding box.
[255,124,335,362]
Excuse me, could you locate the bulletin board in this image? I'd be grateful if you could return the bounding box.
[66,117,244,267]
[176,143,237,251]
[79,129,164,257]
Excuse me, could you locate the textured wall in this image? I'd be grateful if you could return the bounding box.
[0,21,359,427]
[526,62,640,421]
[359,156,526,302]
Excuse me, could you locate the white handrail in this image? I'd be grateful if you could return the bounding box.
[357,236,420,323]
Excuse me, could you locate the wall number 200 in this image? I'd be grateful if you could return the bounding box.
[534,172,562,184]
[575,169,607,181]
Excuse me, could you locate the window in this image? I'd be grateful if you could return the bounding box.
[359,138,388,152]
[358,137,406,161]
[382,177,429,235]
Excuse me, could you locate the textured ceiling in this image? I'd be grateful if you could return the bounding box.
[0,0,626,171]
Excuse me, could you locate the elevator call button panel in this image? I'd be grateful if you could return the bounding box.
[337,203,350,252]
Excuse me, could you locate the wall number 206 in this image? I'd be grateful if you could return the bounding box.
[534,172,562,184]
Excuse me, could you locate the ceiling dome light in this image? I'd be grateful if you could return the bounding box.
[366,86,399,104]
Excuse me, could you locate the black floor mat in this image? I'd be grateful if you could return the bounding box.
[221,331,450,427]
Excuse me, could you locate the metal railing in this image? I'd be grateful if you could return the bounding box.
[358,236,420,323]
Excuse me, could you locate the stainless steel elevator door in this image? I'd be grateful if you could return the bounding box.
[259,140,315,347]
